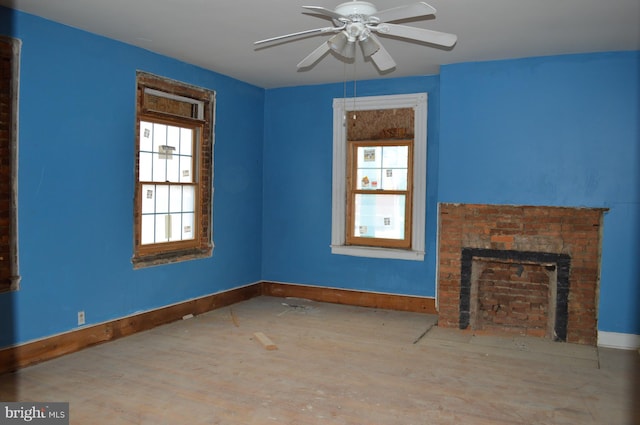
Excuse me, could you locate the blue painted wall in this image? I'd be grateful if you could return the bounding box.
[439,52,639,334]
[263,51,639,336]
[262,77,441,297]
[0,8,265,347]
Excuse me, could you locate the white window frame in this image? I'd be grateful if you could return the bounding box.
[331,93,427,261]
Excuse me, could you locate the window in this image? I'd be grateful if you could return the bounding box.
[133,72,215,268]
[332,93,427,261]
[347,140,413,249]
[0,36,20,291]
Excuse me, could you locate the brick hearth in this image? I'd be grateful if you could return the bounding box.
[437,203,606,345]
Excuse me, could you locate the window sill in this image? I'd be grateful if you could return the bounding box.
[331,245,424,261]
[132,245,213,269]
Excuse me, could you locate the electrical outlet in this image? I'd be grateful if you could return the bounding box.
[77,311,85,326]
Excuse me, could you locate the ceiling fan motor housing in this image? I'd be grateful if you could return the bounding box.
[334,1,377,20]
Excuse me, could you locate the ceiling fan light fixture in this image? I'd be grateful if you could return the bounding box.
[343,40,356,59]
[328,32,348,54]
[359,32,380,57]
[329,31,356,59]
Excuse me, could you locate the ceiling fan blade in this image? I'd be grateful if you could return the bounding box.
[368,34,396,72]
[297,42,332,69]
[302,5,348,21]
[375,23,457,47]
[255,26,341,45]
[373,2,436,23]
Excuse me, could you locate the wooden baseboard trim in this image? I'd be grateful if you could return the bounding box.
[0,281,436,374]
[262,281,436,314]
[0,283,262,374]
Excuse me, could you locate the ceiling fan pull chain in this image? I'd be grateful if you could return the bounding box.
[343,62,348,125]
[352,60,357,121]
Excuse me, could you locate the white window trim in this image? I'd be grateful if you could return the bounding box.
[331,93,427,261]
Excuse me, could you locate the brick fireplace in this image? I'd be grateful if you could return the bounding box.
[437,204,606,345]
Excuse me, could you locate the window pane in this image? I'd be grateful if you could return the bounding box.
[168,213,182,242]
[381,146,408,169]
[141,184,155,214]
[159,126,180,184]
[139,152,153,182]
[155,185,169,214]
[141,215,155,245]
[140,121,153,152]
[180,156,193,183]
[166,126,180,152]
[152,151,167,182]
[181,213,195,240]
[353,194,406,240]
[152,123,167,152]
[155,215,169,243]
[381,168,407,191]
[356,169,382,190]
[169,185,182,212]
[182,186,195,212]
[357,146,381,169]
[165,151,180,182]
[180,128,193,156]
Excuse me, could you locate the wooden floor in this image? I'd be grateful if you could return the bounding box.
[0,296,638,424]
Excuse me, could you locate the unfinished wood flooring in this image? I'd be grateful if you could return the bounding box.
[0,296,638,424]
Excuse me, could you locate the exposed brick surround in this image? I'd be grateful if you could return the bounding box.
[0,37,19,292]
[437,204,606,345]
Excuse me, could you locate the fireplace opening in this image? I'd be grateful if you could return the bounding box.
[460,248,570,342]
[473,260,556,338]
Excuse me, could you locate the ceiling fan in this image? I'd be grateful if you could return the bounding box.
[254,1,457,72]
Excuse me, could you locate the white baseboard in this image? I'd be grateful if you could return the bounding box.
[598,331,640,350]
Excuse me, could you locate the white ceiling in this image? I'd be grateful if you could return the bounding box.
[2,0,639,88]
